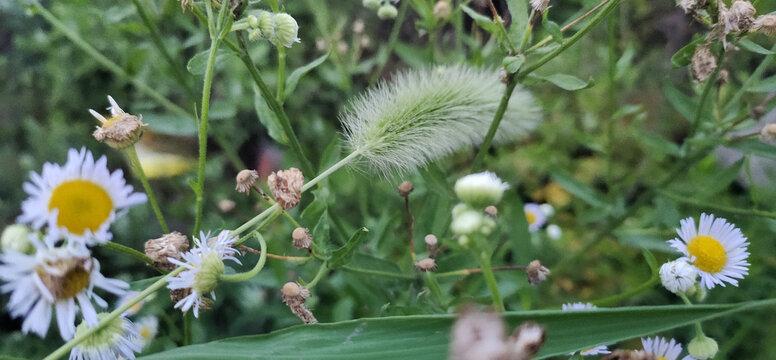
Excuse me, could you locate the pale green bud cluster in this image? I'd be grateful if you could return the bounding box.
[242,11,300,48]
[1,224,33,254]
[363,0,398,19]
[193,253,225,295]
[688,334,718,360]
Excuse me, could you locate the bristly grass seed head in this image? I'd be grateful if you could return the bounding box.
[340,65,541,175]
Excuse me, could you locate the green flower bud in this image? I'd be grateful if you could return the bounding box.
[377,4,398,19]
[688,334,718,360]
[258,11,274,39]
[1,225,32,254]
[247,14,259,29]
[363,0,381,10]
[270,13,300,48]
[193,253,225,295]
[248,28,262,42]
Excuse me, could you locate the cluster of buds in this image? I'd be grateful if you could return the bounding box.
[450,307,546,360]
[281,282,317,324]
[363,0,399,19]
[243,11,300,48]
[89,96,147,149]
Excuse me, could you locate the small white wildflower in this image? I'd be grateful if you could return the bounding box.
[133,316,159,350]
[539,203,554,217]
[546,224,562,240]
[454,172,509,207]
[640,336,686,360]
[69,314,140,360]
[659,260,697,294]
[523,203,547,232]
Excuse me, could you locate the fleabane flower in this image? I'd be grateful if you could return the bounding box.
[640,336,694,360]
[454,172,509,207]
[659,260,697,294]
[667,213,750,289]
[18,148,147,245]
[523,203,547,232]
[133,316,159,350]
[69,313,140,360]
[0,232,128,340]
[165,230,240,318]
[562,303,610,356]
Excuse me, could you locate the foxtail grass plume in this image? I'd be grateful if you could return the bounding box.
[340,66,541,175]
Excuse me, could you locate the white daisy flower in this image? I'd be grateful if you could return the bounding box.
[0,232,128,340]
[562,302,610,356]
[640,336,693,360]
[166,230,240,318]
[133,316,158,350]
[18,147,147,245]
[69,313,141,360]
[524,203,547,232]
[667,213,750,289]
[454,172,509,207]
[659,260,698,294]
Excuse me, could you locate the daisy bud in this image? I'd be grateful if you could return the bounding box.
[723,0,756,33]
[235,169,259,194]
[530,0,550,13]
[281,282,317,324]
[363,0,381,10]
[484,205,498,218]
[258,11,274,39]
[145,232,189,270]
[688,334,718,359]
[546,224,562,240]
[397,180,414,197]
[454,172,509,208]
[267,167,304,210]
[270,13,301,48]
[754,15,776,36]
[659,260,697,294]
[451,209,485,235]
[691,45,717,82]
[90,96,147,149]
[433,1,452,20]
[506,322,546,360]
[247,14,259,28]
[1,224,33,254]
[414,257,438,272]
[292,227,312,249]
[525,260,550,285]
[70,314,140,360]
[248,28,262,41]
[377,4,398,19]
[760,123,776,141]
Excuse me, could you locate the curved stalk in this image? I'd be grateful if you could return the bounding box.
[220,232,268,282]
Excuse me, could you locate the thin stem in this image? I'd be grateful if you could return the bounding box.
[220,232,268,282]
[193,1,225,235]
[436,265,528,278]
[100,242,162,273]
[401,190,417,263]
[692,48,725,131]
[277,47,286,103]
[471,77,518,170]
[518,10,535,53]
[341,265,416,280]
[183,312,192,346]
[43,267,184,360]
[232,35,315,176]
[233,203,280,238]
[485,0,517,53]
[302,149,361,192]
[305,262,328,289]
[478,250,505,312]
[369,0,409,85]
[526,0,612,53]
[126,145,169,233]
[29,1,189,119]
[423,272,445,304]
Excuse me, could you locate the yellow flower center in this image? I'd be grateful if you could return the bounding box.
[36,258,91,300]
[687,235,726,273]
[140,327,152,339]
[526,212,536,225]
[48,180,113,235]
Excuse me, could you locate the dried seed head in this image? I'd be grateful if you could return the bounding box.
[723,0,756,33]
[90,96,147,149]
[679,0,706,14]
[291,227,312,249]
[145,232,189,270]
[525,260,550,285]
[602,350,657,360]
[450,307,507,360]
[754,15,776,36]
[424,234,438,247]
[691,45,717,82]
[484,205,498,218]
[530,0,550,13]
[281,282,317,324]
[507,322,546,360]
[235,169,259,194]
[433,1,452,19]
[414,258,438,272]
[397,181,414,197]
[268,168,304,210]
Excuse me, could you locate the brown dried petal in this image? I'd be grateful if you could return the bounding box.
[92,114,146,149]
[755,15,776,36]
[268,168,304,210]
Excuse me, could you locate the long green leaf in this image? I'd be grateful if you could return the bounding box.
[284,53,330,98]
[138,300,776,359]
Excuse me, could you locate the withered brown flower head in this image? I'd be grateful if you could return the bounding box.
[281,282,317,324]
[235,169,259,195]
[414,258,438,272]
[145,232,189,270]
[292,227,313,249]
[691,45,717,82]
[397,180,414,197]
[526,260,551,285]
[89,96,147,149]
[268,168,304,210]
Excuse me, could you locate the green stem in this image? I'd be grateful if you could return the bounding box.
[341,265,416,280]
[692,48,725,131]
[126,145,169,233]
[471,77,518,170]
[220,232,268,282]
[43,267,184,360]
[100,241,160,272]
[369,0,409,85]
[305,262,328,289]
[192,1,225,236]
[129,0,195,97]
[277,47,286,103]
[183,312,192,346]
[724,43,776,114]
[591,273,659,306]
[29,1,189,119]
[231,35,315,176]
[423,272,445,304]
[233,204,280,238]
[478,250,505,312]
